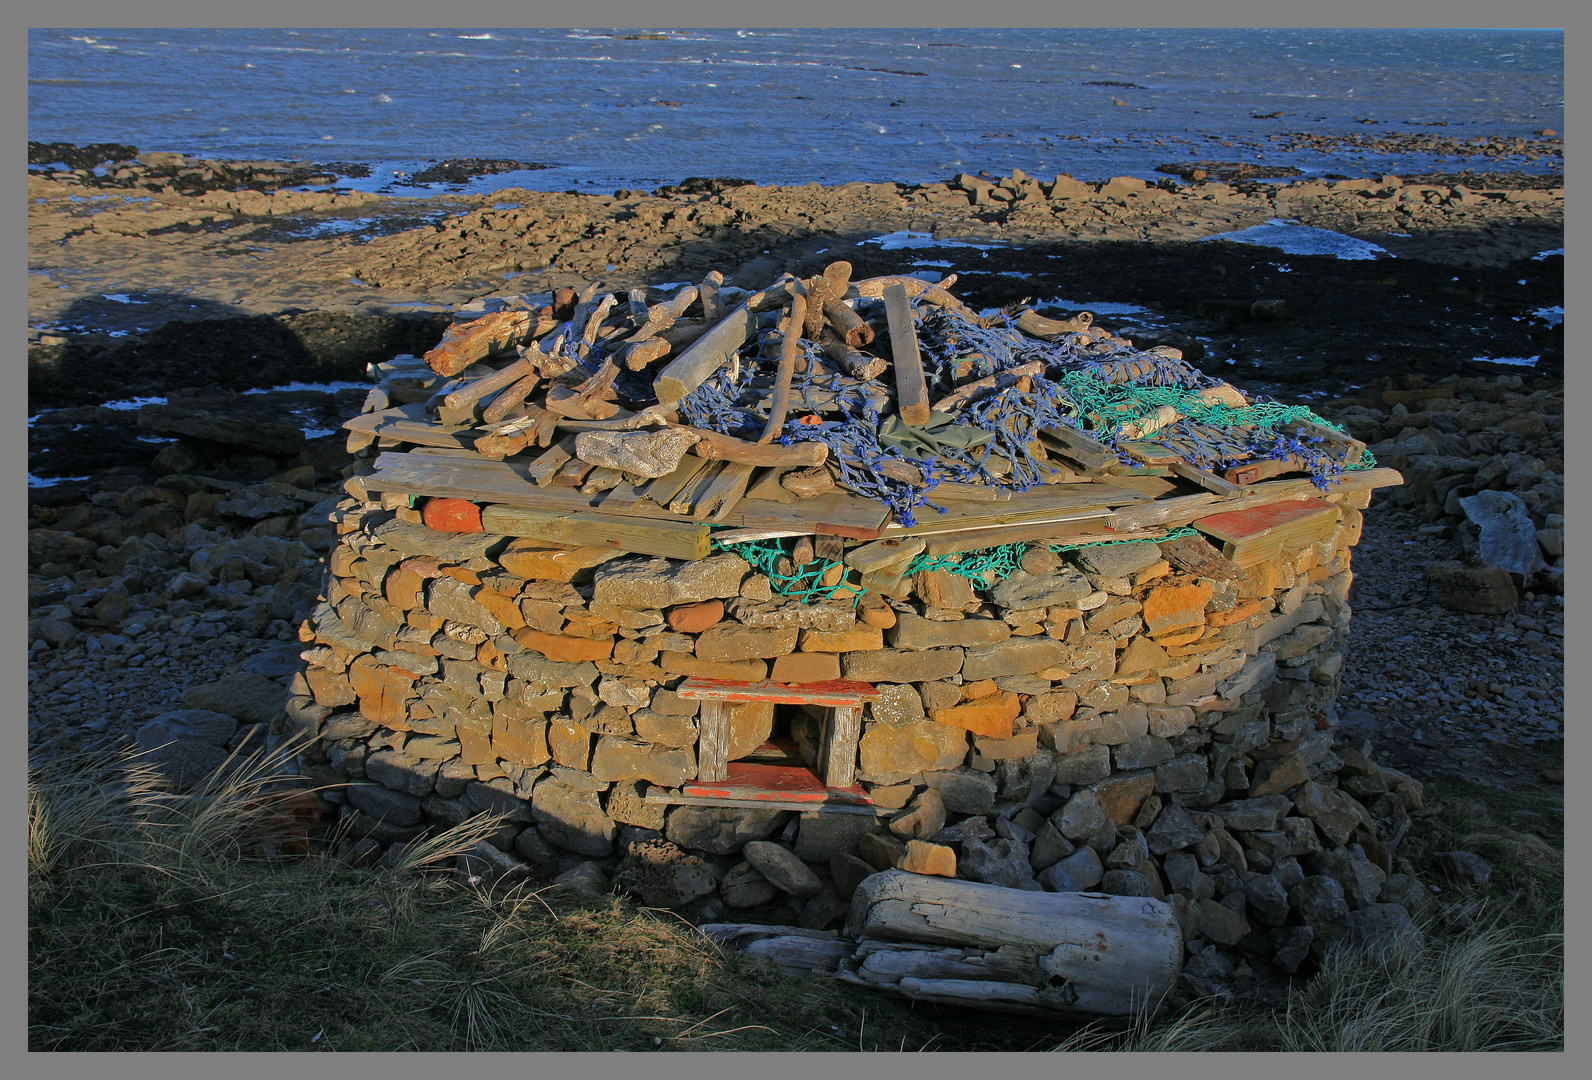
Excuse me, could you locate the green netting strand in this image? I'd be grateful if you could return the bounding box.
[712,525,1203,603]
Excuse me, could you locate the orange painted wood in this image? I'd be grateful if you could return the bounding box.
[1191,497,1336,545]
[420,497,484,533]
[674,677,881,705]
[681,760,871,806]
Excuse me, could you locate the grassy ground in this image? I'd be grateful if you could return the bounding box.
[28,749,1562,1053]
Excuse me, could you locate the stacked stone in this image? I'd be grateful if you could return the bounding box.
[280,481,1422,985]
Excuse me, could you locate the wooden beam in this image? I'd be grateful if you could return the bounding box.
[883,282,931,426]
[821,706,861,788]
[1168,459,1246,498]
[478,505,712,560]
[675,678,880,706]
[697,700,732,783]
[652,304,760,405]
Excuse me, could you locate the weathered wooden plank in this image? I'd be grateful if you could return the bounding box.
[744,466,801,504]
[694,462,756,522]
[697,700,732,783]
[883,283,931,426]
[423,309,537,376]
[921,523,1163,558]
[1111,467,1402,532]
[551,456,597,488]
[1192,498,1340,568]
[478,505,712,561]
[670,459,728,515]
[821,705,861,788]
[688,427,829,468]
[526,435,578,486]
[675,678,880,706]
[1169,459,1246,498]
[653,304,761,405]
[639,453,710,507]
[845,537,926,573]
[439,355,536,426]
[1037,425,1120,472]
[342,403,479,450]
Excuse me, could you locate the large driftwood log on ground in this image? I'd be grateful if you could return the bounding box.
[843,870,1183,1017]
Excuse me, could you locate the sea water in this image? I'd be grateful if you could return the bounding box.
[29,28,1563,196]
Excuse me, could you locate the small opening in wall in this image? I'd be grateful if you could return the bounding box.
[735,704,824,776]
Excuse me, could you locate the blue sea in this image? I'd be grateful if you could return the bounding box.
[29,28,1563,195]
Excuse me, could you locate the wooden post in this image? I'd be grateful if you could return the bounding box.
[697,700,732,783]
[821,705,861,787]
[883,283,931,426]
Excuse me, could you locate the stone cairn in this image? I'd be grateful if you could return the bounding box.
[278,475,1427,1007]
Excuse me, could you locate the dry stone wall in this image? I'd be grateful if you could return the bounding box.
[279,484,1425,982]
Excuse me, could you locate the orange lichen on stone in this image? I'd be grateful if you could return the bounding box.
[1142,581,1213,638]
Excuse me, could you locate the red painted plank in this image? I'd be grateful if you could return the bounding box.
[1191,497,1335,545]
[674,677,881,705]
[682,760,871,805]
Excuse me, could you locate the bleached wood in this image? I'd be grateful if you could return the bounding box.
[845,869,1183,1017]
[883,283,931,427]
[820,705,861,788]
[697,700,732,782]
[652,304,760,405]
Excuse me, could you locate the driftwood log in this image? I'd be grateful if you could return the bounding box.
[841,870,1183,1017]
[652,304,762,405]
[423,309,542,376]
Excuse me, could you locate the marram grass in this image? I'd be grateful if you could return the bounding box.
[29,748,1562,1052]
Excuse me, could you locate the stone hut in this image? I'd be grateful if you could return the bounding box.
[275,270,1419,1008]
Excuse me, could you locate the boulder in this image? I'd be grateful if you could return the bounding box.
[741,840,823,898]
[182,671,291,725]
[664,805,787,855]
[612,839,718,908]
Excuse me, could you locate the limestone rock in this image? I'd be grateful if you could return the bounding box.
[923,768,999,814]
[961,638,1066,681]
[720,861,779,908]
[530,779,617,856]
[612,838,718,908]
[182,672,289,726]
[1426,560,1518,615]
[1038,845,1104,892]
[1345,903,1422,962]
[843,647,964,684]
[136,708,240,749]
[888,788,947,841]
[958,835,1035,888]
[1436,850,1493,885]
[666,599,724,633]
[742,840,823,898]
[899,839,957,877]
[590,736,695,787]
[694,623,799,662]
[889,613,1010,650]
[665,805,787,855]
[989,568,1092,611]
[857,720,966,783]
[591,553,749,610]
[1072,543,1163,578]
[867,683,925,724]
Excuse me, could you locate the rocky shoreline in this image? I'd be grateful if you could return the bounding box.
[28,151,1562,852]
